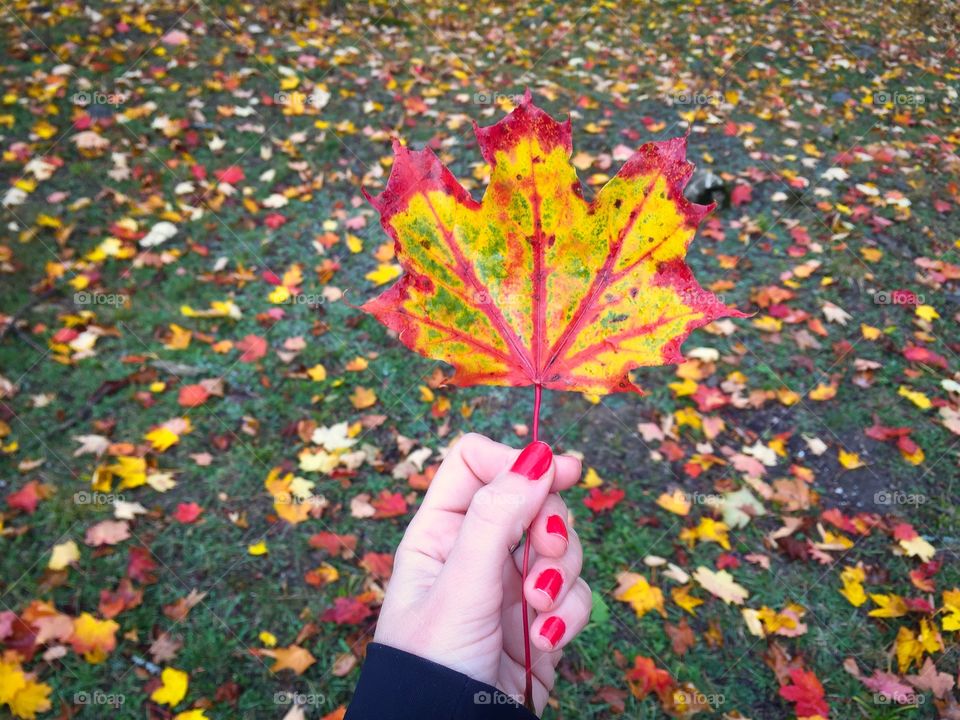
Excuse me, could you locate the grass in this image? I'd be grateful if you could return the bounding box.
[1,0,959,718]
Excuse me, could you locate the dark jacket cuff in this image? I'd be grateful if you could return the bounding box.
[346,642,537,720]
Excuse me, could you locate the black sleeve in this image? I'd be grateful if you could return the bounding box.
[345,643,538,720]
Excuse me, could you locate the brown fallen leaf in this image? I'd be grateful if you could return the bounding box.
[665,617,696,656]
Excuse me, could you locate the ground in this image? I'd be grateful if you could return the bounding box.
[0,0,959,719]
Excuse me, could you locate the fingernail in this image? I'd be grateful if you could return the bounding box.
[511,441,552,480]
[540,616,565,647]
[546,514,568,542]
[534,568,563,602]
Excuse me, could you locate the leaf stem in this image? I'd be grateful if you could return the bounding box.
[522,382,543,711]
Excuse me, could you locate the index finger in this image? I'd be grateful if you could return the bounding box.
[420,433,581,516]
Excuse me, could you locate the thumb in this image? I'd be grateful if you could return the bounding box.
[435,441,555,602]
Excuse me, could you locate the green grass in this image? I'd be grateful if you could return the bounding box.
[1,0,959,718]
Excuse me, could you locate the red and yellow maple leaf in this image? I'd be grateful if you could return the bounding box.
[362,93,743,395]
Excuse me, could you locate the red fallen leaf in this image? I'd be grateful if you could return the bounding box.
[99,578,143,619]
[52,327,79,343]
[779,667,829,718]
[583,487,625,513]
[902,344,948,370]
[172,502,203,523]
[177,383,210,407]
[2,613,39,661]
[264,213,287,229]
[716,553,741,570]
[909,560,941,593]
[904,597,935,614]
[127,546,158,583]
[215,165,244,184]
[236,334,268,362]
[191,164,207,181]
[659,440,686,462]
[821,507,859,535]
[865,422,912,442]
[691,384,728,412]
[262,269,282,285]
[896,435,920,456]
[321,596,373,625]
[624,655,674,700]
[892,522,919,541]
[7,480,44,513]
[730,183,753,207]
[308,532,358,556]
[371,490,408,519]
[359,552,394,580]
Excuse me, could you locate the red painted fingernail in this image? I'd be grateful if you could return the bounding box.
[511,441,552,480]
[540,616,565,647]
[546,514,568,542]
[534,568,563,601]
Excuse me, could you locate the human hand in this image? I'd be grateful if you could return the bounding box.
[374,433,592,715]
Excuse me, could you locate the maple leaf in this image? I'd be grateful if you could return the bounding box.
[624,655,674,701]
[906,658,955,699]
[613,572,666,619]
[69,612,119,663]
[151,666,189,706]
[692,566,749,605]
[362,93,743,395]
[321,596,373,625]
[778,667,829,718]
[258,645,316,674]
[583,486,625,513]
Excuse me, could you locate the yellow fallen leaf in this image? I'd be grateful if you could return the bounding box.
[868,593,908,618]
[656,489,690,516]
[174,711,209,720]
[48,540,80,571]
[248,541,268,556]
[150,667,188,707]
[839,566,867,607]
[899,535,936,562]
[580,467,603,489]
[306,364,327,382]
[350,386,377,409]
[365,262,401,285]
[838,449,864,470]
[8,675,52,720]
[613,572,666,619]
[898,386,931,410]
[70,613,119,664]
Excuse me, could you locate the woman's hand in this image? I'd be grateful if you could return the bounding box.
[374,433,593,714]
